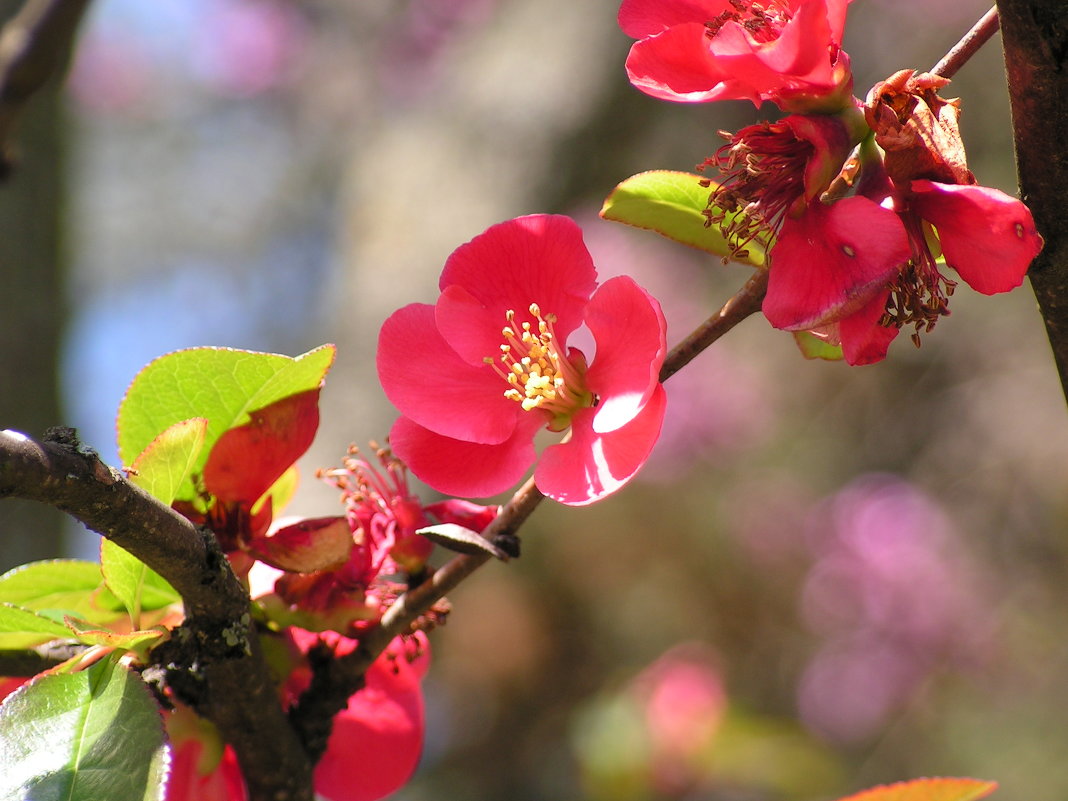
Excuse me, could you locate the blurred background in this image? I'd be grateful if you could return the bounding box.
[2,0,1067,799]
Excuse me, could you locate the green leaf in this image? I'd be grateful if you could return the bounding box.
[101,419,202,625]
[128,417,209,505]
[793,331,844,361]
[100,542,180,627]
[0,658,169,801]
[117,344,335,501]
[0,560,123,623]
[0,603,74,648]
[835,778,998,801]
[62,619,169,659]
[601,170,766,266]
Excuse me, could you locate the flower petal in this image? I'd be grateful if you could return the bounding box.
[536,383,667,506]
[763,196,908,331]
[313,636,428,801]
[618,0,730,38]
[389,414,543,499]
[377,303,519,444]
[438,215,597,344]
[910,180,1043,295]
[435,283,513,367]
[624,23,741,103]
[836,289,899,365]
[584,275,667,434]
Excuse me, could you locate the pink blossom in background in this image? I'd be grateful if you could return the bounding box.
[633,644,726,794]
[192,0,308,97]
[798,474,992,743]
[378,0,497,101]
[378,214,668,506]
[68,33,155,113]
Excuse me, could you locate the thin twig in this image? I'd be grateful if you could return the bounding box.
[660,268,768,382]
[930,6,999,79]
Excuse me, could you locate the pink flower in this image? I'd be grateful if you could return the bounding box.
[700,112,912,364]
[837,180,1042,363]
[619,0,855,112]
[163,703,247,801]
[761,194,910,336]
[257,446,495,635]
[284,631,430,801]
[377,215,668,506]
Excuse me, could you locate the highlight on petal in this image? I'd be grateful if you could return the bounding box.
[584,275,667,434]
[763,197,909,331]
[438,214,598,343]
[536,384,667,506]
[910,180,1043,296]
[377,303,519,444]
[389,414,543,499]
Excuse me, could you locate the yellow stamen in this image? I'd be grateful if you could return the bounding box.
[484,302,593,427]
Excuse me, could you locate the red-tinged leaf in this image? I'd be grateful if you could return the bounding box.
[63,618,170,659]
[835,777,998,801]
[203,388,321,507]
[248,516,353,573]
[117,344,336,503]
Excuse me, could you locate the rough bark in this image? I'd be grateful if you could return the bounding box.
[998,0,1068,404]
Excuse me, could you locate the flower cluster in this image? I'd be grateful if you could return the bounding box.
[378,214,668,505]
[169,441,495,800]
[621,0,1043,365]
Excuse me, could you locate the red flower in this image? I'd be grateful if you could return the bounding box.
[284,631,430,801]
[377,215,667,505]
[619,0,855,111]
[163,703,247,801]
[256,447,496,635]
[761,195,910,334]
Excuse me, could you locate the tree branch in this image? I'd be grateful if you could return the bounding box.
[931,6,1000,79]
[997,0,1068,405]
[0,0,91,177]
[0,427,315,801]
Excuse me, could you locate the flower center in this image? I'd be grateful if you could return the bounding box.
[879,218,956,347]
[483,303,593,431]
[699,120,810,261]
[705,0,791,42]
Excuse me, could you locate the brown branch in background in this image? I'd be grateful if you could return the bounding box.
[0,428,315,801]
[0,0,91,177]
[930,6,1000,79]
[997,0,1068,405]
